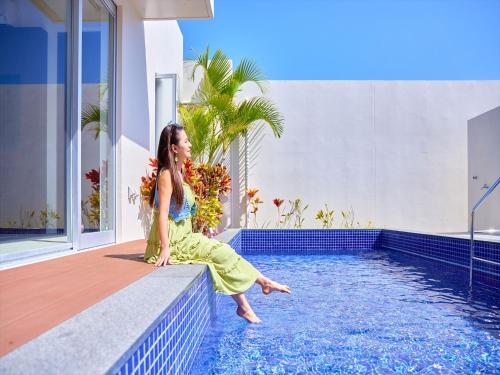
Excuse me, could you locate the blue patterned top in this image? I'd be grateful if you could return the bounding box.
[154,177,197,222]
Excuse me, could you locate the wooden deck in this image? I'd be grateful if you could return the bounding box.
[0,240,152,357]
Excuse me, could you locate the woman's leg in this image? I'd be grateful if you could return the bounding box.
[229,273,291,323]
[255,274,291,295]
[231,293,262,323]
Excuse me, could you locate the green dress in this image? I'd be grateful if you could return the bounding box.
[144,182,260,295]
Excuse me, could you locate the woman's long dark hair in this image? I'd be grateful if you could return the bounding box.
[149,124,184,209]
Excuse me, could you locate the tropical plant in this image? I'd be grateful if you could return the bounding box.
[315,204,335,229]
[82,168,100,229]
[18,208,36,228]
[179,47,284,164]
[273,198,284,228]
[185,159,232,234]
[3,220,17,228]
[139,158,159,204]
[247,188,263,228]
[277,198,309,229]
[81,83,109,139]
[3,206,61,229]
[278,202,294,228]
[39,207,61,229]
[340,206,356,229]
[290,198,309,229]
[139,159,232,235]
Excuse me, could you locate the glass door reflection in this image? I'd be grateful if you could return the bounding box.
[0,0,71,258]
[80,0,115,246]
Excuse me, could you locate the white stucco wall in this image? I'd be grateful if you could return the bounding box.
[144,20,184,153]
[468,106,500,231]
[241,81,500,233]
[115,6,183,242]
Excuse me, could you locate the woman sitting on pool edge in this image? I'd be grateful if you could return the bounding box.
[144,123,291,323]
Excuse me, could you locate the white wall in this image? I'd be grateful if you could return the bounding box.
[181,60,203,103]
[115,5,183,242]
[144,20,184,153]
[242,81,500,233]
[468,106,500,231]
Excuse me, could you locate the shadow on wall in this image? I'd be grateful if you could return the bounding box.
[138,202,153,239]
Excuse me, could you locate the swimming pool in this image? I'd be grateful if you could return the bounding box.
[191,251,499,373]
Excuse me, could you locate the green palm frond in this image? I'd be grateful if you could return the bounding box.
[179,104,213,163]
[81,104,108,139]
[214,97,283,156]
[235,97,284,137]
[193,75,216,104]
[218,120,248,154]
[191,47,209,81]
[207,94,235,121]
[192,47,232,94]
[186,47,285,165]
[225,58,266,97]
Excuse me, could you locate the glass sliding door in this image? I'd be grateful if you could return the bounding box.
[79,0,115,249]
[0,0,71,260]
[0,0,116,263]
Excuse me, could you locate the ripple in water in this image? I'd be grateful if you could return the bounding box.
[191,251,500,374]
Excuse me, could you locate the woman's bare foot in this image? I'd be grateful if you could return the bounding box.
[236,306,262,323]
[261,280,291,295]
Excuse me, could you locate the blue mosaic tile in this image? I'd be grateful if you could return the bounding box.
[112,271,218,375]
[240,229,382,254]
[379,230,500,288]
[227,230,242,252]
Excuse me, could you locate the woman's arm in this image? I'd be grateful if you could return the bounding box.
[155,169,173,267]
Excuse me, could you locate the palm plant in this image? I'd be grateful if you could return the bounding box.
[180,47,284,164]
[81,83,109,139]
[81,104,108,139]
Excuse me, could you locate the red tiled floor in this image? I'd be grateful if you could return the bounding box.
[0,240,153,356]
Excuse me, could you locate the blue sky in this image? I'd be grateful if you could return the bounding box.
[179,0,500,80]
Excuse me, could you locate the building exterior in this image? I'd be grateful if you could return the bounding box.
[0,0,214,264]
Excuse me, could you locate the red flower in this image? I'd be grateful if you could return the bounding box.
[273,198,284,208]
[85,169,100,191]
[247,188,259,200]
[149,158,158,168]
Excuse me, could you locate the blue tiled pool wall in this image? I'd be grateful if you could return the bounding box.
[227,230,242,252]
[240,229,382,254]
[237,229,499,288]
[112,270,219,375]
[380,230,500,288]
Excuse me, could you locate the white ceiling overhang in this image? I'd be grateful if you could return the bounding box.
[126,0,214,20]
[31,0,214,21]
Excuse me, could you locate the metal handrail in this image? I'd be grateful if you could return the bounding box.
[469,176,500,287]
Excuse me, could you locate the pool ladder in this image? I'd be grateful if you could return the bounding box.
[469,176,500,288]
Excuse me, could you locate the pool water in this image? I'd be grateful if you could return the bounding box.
[191,251,499,374]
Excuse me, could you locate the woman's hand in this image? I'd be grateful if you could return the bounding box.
[155,247,172,267]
